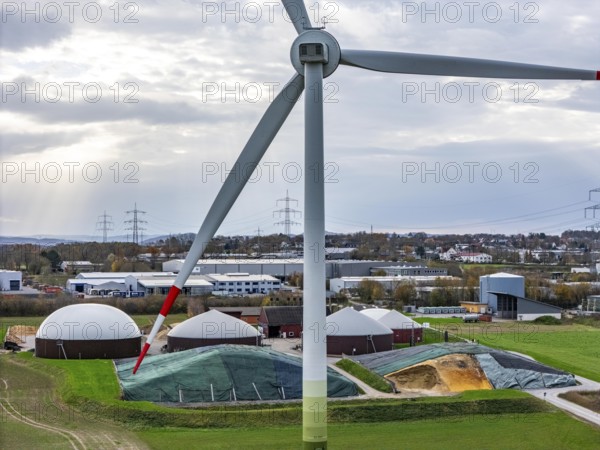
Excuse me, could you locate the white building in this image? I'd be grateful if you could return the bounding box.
[204,273,281,295]
[0,270,22,291]
[457,253,493,263]
[371,265,447,276]
[67,272,176,294]
[127,275,213,296]
[440,249,492,263]
[60,261,98,273]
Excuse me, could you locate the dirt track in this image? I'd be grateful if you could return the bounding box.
[0,356,148,450]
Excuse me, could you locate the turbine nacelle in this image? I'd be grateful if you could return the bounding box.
[291,30,340,78]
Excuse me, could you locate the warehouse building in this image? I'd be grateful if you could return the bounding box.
[329,275,458,293]
[478,273,562,320]
[204,273,281,295]
[0,270,22,291]
[371,266,448,277]
[163,258,399,278]
[127,275,213,296]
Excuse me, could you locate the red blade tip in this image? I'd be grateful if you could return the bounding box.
[132,342,151,374]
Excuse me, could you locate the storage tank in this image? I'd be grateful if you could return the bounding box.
[35,303,141,359]
[479,273,525,313]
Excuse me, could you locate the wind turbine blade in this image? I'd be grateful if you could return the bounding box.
[340,49,600,80]
[132,74,305,374]
[283,0,312,34]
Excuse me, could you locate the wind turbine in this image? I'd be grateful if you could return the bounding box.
[133,1,598,448]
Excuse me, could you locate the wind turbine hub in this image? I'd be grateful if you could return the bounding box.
[290,30,340,78]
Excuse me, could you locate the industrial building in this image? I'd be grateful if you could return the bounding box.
[167,310,261,351]
[326,307,393,355]
[463,272,563,320]
[163,258,400,279]
[67,272,175,294]
[329,275,458,293]
[126,275,213,296]
[66,271,280,296]
[371,265,448,277]
[479,273,525,309]
[204,273,281,295]
[0,270,22,291]
[35,304,141,359]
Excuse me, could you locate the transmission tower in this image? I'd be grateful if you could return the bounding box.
[585,188,600,220]
[273,190,301,237]
[96,211,114,243]
[583,188,600,254]
[125,202,147,245]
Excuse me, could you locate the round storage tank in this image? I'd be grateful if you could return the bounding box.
[375,310,423,344]
[35,303,141,359]
[359,308,390,321]
[167,309,261,352]
[326,307,393,355]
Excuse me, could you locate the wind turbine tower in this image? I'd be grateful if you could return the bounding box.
[132,2,599,448]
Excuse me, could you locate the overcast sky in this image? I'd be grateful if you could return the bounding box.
[1,0,600,240]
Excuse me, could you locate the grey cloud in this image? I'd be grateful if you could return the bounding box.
[0,131,84,157]
[0,16,71,51]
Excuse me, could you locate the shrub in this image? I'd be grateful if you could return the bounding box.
[533,316,562,325]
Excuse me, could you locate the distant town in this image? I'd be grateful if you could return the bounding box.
[1,229,599,316]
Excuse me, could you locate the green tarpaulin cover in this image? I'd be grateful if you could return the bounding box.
[116,344,358,403]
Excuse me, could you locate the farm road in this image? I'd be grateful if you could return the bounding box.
[528,375,600,427]
[0,356,148,450]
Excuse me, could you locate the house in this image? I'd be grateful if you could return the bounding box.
[457,252,493,264]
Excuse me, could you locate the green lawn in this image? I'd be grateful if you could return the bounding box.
[3,314,600,449]
[335,358,392,393]
[130,313,190,328]
[136,413,600,450]
[3,349,600,450]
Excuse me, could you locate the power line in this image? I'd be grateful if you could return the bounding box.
[96,210,114,243]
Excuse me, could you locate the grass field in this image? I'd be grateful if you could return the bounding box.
[135,414,600,449]
[2,314,600,448]
[0,352,147,449]
[2,347,600,449]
